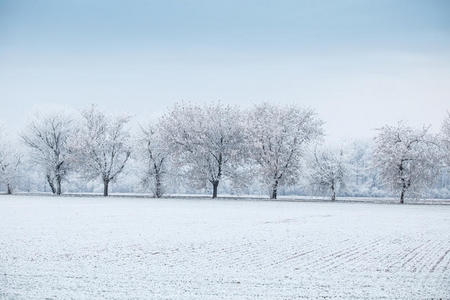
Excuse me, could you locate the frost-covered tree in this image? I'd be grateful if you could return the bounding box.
[21,113,73,195]
[0,134,22,194]
[308,148,346,201]
[246,103,323,199]
[138,123,169,198]
[373,123,441,203]
[441,112,450,166]
[160,102,247,198]
[343,140,385,197]
[72,106,131,196]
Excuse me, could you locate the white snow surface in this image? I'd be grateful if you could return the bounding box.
[1,195,449,299]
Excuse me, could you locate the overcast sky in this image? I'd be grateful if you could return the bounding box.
[1,0,449,143]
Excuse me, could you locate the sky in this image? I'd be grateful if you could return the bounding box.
[0,0,449,143]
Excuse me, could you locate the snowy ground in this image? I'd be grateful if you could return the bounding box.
[1,196,449,299]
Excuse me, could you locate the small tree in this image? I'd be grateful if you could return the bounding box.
[138,123,169,198]
[373,122,441,203]
[72,106,131,196]
[21,113,73,195]
[309,148,346,201]
[160,101,247,198]
[441,112,450,166]
[0,135,22,194]
[246,103,323,199]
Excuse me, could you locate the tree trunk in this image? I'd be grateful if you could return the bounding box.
[399,164,405,204]
[154,172,162,198]
[6,184,12,195]
[56,175,62,195]
[212,180,219,198]
[331,185,336,201]
[211,152,222,199]
[400,188,405,204]
[46,175,56,194]
[271,180,278,199]
[103,179,109,197]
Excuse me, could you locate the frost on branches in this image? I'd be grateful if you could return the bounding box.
[72,106,131,196]
[441,112,450,166]
[160,102,247,198]
[373,123,441,203]
[137,123,169,198]
[246,103,323,199]
[0,133,21,194]
[308,148,346,201]
[21,113,73,195]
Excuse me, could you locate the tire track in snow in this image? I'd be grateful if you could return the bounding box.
[385,240,428,272]
[401,240,435,272]
[413,240,443,274]
[325,238,387,271]
[300,239,372,271]
[430,248,450,273]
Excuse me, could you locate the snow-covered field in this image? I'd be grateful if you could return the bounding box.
[1,195,449,299]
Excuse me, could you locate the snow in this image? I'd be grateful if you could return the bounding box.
[1,195,449,299]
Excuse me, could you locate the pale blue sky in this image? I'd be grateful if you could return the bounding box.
[1,0,449,142]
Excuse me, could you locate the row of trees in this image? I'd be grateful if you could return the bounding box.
[307,122,447,204]
[0,103,449,203]
[156,103,323,199]
[15,107,132,197]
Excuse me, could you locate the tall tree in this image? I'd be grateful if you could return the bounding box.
[72,106,131,196]
[373,122,441,203]
[246,103,323,199]
[160,102,247,198]
[22,113,73,195]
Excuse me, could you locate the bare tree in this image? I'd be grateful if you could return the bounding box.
[246,103,323,199]
[0,134,22,194]
[160,101,247,198]
[343,140,383,196]
[373,122,441,204]
[441,112,450,166]
[309,148,346,201]
[72,106,131,196]
[138,123,169,198]
[22,113,73,195]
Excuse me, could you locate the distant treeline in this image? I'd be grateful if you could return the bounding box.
[1,102,449,203]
